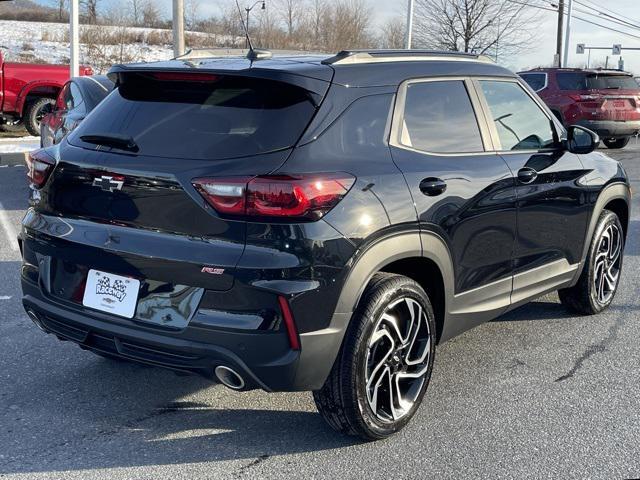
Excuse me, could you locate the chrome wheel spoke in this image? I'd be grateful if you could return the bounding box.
[365,295,432,423]
[593,223,623,305]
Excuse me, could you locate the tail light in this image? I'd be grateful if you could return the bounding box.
[192,173,355,221]
[26,149,56,188]
[148,72,220,82]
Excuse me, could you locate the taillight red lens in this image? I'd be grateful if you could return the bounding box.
[26,149,55,188]
[193,173,355,221]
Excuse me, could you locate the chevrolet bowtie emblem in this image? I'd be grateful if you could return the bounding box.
[92,176,124,192]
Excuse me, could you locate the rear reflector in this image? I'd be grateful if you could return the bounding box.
[193,173,355,221]
[278,296,300,350]
[26,149,56,188]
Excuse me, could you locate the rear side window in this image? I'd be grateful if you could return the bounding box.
[519,73,547,91]
[480,80,556,151]
[558,72,639,90]
[71,74,316,160]
[400,80,484,153]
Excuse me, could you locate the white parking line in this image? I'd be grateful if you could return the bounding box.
[0,200,19,253]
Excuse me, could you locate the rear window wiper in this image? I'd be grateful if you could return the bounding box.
[80,133,139,152]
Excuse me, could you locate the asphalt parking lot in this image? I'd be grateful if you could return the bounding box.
[0,142,639,479]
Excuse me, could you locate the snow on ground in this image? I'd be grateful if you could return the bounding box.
[0,136,39,153]
[1,20,240,72]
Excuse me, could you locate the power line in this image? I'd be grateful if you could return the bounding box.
[573,0,640,31]
[575,0,640,29]
[505,0,640,41]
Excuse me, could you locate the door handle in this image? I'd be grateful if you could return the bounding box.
[517,167,538,184]
[419,177,447,196]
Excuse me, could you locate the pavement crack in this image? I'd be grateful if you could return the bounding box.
[235,454,270,477]
[555,318,622,382]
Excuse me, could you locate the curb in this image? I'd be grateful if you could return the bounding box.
[0,152,28,167]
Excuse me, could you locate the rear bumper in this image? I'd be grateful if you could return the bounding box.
[574,119,640,138]
[19,212,356,392]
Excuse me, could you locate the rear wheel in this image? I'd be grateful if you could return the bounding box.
[559,210,624,314]
[23,97,55,136]
[603,137,630,149]
[313,273,436,440]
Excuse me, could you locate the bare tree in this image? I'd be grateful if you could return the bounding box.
[275,0,303,38]
[186,0,201,30]
[80,0,99,24]
[50,0,68,21]
[378,17,405,49]
[413,0,539,58]
[141,0,162,28]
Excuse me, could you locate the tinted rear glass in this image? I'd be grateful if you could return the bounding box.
[70,74,316,160]
[557,72,639,90]
[520,73,546,91]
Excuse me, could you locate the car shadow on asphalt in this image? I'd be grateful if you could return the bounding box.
[1,343,359,475]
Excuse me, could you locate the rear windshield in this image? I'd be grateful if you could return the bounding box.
[70,74,316,160]
[557,72,639,90]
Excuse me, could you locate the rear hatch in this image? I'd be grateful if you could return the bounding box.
[558,71,640,121]
[27,65,329,323]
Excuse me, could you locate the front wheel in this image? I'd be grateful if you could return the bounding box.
[314,273,436,440]
[559,210,624,314]
[603,137,630,149]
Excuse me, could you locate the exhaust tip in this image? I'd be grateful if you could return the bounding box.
[214,365,245,390]
[27,310,48,333]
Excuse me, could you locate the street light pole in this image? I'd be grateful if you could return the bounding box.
[173,0,185,57]
[562,0,573,67]
[244,1,265,49]
[70,0,79,77]
[405,0,415,49]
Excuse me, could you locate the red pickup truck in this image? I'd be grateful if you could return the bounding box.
[0,50,93,136]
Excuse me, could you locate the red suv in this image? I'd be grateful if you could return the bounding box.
[519,68,640,149]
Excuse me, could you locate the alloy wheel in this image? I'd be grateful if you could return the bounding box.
[593,223,622,305]
[365,297,432,422]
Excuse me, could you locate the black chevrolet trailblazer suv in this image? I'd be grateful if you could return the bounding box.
[20,50,631,440]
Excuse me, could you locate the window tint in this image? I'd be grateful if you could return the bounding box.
[558,72,639,90]
[480,80,556,151]
[71,74,316,160]
[69,82,85,113]
[400,80,484,153]
[519,73,546,91]
[557,72,587,90]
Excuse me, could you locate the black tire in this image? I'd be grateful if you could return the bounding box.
[313,273,436,440]
[559,210,624,315]
[23,97,55,137]
[603,137,630,149]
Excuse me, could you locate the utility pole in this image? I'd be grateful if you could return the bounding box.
[70,0,79,77]
[406,0,415,49]
[173,0,185,57]
[555,0,564,67]
[562,0,573,67]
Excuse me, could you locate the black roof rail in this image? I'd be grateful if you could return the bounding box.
[322,49,493,65]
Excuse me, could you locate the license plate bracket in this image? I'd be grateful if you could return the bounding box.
[82,269,140,319]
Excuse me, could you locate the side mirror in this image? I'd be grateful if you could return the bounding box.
[566,125,600,154]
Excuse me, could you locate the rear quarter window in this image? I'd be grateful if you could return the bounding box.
[520,73,547,92]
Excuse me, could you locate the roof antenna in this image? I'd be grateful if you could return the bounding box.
[234,0,272,62]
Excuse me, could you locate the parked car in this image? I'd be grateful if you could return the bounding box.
[21,50,630,440]
[40,75,114,148]
[519,67,640,149]
[0,50,93,136]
